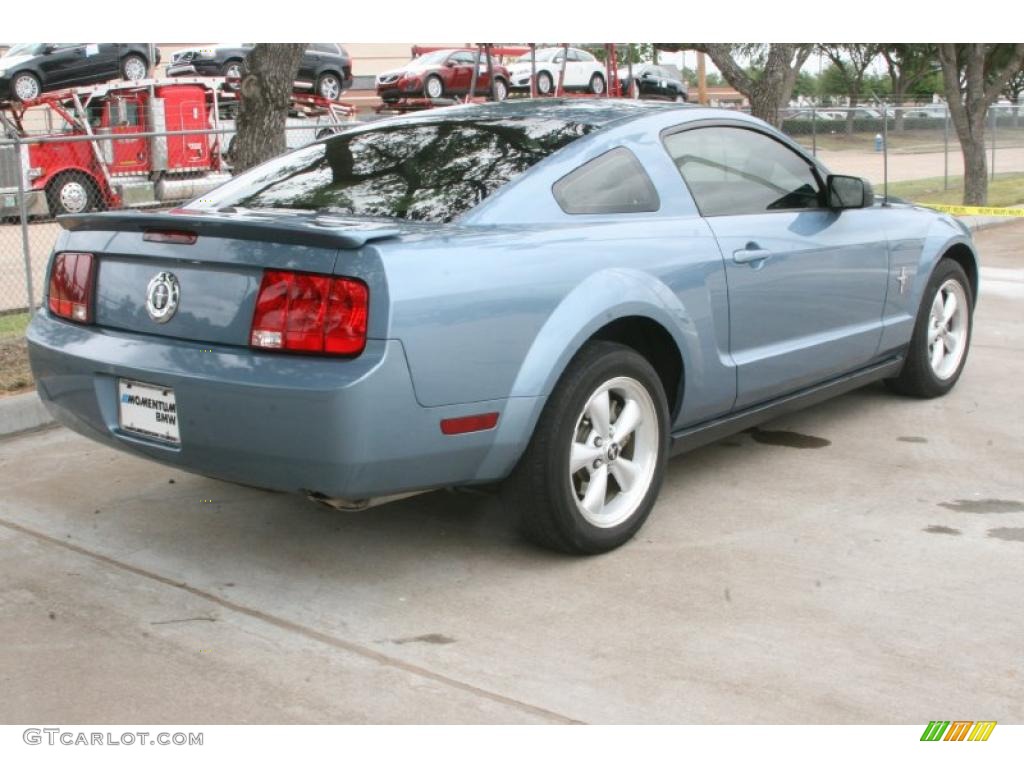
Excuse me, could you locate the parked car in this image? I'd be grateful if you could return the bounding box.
[27,100,978,554]
[618,63,688,101]
[167,44,353,100]
[506,47,608,95]
[0,44,158,102]
[375,49,510,102]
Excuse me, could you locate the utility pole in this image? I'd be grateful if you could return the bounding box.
[697,51,708,105]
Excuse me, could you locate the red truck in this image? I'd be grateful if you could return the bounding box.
[0,77,233,217]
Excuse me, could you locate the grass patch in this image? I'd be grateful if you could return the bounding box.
[0,311,30,339]
[885,173,1024,207]
[0,311,33,394]
[793,127,1024,154]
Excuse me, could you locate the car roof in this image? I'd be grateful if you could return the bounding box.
[366,98,694,130]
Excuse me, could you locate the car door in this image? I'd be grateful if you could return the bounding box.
[38,44,88,87]
[663,123,889,409]
[297,44,327,84]
[566,49,590,88]
[446,51,476,93]
[90,44,121,81]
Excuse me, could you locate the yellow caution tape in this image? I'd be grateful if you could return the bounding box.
[916,203,1024,217]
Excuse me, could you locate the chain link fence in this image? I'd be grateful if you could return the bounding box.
[0,119,346,315]
[2,101,1022,317]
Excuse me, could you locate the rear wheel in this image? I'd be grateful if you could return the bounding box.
[589,73,606,95]
[121,54,149,81]
[223,60,243,79]
[316,72,343,100]
[491,77,509,102]
[886,259,973,398]
[46,173,98,216]
[12,72,41,101]
[502,341,669,554]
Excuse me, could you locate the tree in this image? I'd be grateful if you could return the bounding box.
[819,44,879,134]
[656,44,814,126]
[937,44,1024,204]
[231,44,307,175]
[879,44,938,131]
[1003,67,1024,127]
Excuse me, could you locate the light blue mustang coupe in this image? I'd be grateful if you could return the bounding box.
[28,100,977,554]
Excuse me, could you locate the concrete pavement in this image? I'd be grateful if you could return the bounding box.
[0,224,1022,724]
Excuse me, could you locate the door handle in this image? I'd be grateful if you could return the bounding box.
[733,245,772,266]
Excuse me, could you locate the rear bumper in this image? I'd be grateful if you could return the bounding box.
[27,311,535,499]
[0,188,49,218]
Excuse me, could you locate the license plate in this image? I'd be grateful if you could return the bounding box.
[118,379,180,444]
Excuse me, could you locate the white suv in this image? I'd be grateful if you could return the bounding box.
[507,47,608,96]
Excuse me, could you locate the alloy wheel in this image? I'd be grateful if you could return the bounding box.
[426,76,444,99]
[318,74,341,100]
[14,74,40,101]
[569,376,659,528]
[927,278,969,380]
[123,56,147,81]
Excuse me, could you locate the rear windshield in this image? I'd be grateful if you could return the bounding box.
[202,116,596,222]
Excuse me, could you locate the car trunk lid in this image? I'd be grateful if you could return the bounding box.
[57,208,415,347]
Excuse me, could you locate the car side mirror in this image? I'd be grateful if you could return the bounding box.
[827,174,874,209]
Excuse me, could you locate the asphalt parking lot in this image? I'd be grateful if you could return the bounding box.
[1,222,1022,724]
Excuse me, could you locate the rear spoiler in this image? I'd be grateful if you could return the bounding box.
[58,210,403,250]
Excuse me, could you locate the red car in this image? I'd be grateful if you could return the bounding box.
[375,49,509,103]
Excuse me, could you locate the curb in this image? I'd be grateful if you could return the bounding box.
[0,390,54,438]
[957,215,1023,232]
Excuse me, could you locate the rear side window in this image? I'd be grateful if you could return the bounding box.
[663,126,822,216]
[553,148,660,215]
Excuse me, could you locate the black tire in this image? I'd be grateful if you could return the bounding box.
[424,74,445,100]
[120,54,149,81]
[536,71,554,96]
[316,72,343,101]
[12,71,41,101]
[502,341,670,555]
[589,73,606,95]
[46,173,99,216]
[886,259,973,398]
[491,77,509,102]
[222,60,243,78]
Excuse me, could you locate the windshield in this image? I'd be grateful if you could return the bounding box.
[6,44,45,57]
[407,50,453,67]
[199,116,596,222]
[516,49,559,63]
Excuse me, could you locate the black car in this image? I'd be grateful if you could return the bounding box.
[619,64,688,102]
[167,43,353,100]
[0,43,159,101]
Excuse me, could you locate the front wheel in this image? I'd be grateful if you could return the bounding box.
[12,72,41,101]
[502,341,669,554]
[535,71,554,96]
[589,73,606,95]
[424,74,445,99]
[46,173,98,216]
[886,259,973,398]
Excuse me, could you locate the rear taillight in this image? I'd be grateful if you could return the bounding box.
[250,270,368,356]
[48,252,95,324]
